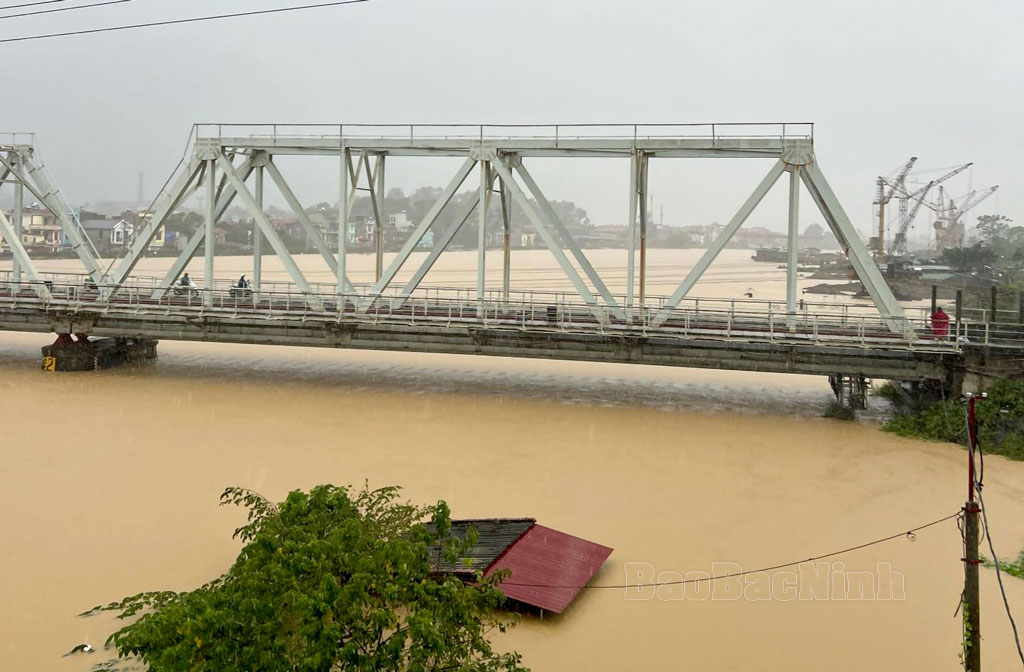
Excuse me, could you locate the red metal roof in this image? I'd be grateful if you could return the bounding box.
[484,524,613,614]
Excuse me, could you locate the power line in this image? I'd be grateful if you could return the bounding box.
[0,0,65,10]
[976,487,1024,665]
[1,0,133,20]
[0,0,370,43]
[501,510,962,589]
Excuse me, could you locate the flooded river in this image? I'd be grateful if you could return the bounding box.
[2,249,1022,670]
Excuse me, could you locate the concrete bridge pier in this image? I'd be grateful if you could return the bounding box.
[41,334,158,372]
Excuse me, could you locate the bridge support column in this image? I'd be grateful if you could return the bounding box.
[41,335,158,372]
[829,374,868,416]
[787,165,801,330]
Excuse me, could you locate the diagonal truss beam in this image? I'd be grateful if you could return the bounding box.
[263,159,355,294]
[491,158,606,321]
[513,160,624,319]
[652,160,786,326]
[0,208,50,300]
[360,157,477,310]
[216,154,324,311]
[801,159,908,335]
[107,157,207,293]
[391,172,495,308]
[0,152,104,280]
[151,157,255,299]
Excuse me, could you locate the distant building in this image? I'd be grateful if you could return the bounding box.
[389,211,412,232]
[0,207,63,253]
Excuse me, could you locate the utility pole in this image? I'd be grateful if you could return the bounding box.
[963,392,985,672]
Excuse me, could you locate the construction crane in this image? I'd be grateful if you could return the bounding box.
[934,185,999,251]
[873,157,917,260]
[887,162,973,259]
[887,181,934,259]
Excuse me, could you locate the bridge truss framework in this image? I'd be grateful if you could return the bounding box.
[0,123,909,334]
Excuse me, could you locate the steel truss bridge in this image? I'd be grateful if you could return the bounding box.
[1,124,1020,392]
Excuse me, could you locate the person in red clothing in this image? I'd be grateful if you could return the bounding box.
[931,306,950,337]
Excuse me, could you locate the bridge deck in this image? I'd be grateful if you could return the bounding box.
[0,275,995,381]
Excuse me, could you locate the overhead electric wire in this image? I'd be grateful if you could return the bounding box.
[967,406,1024,666]
[0,0,65,10]
[0,0,133,20]
[501,510,963,589]
[976,487,1024,665]
[0,0,369,43]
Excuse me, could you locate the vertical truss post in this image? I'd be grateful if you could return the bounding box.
[204,158,216,306]
[10,153,23,291]
[800,159,908,335]
[638,152,649,308]
[338,145,349,299]
[375,154,385,281]
[787,165,801,329]
[499,159,511,306]
[626,151,639,317]
[254,162,264,298]
[477,160,491,315]
[653,160,786,326]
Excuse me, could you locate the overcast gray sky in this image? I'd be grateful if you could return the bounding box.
[1,0,1019,242]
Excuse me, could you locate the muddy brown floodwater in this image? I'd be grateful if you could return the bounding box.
[1,249,1022,670]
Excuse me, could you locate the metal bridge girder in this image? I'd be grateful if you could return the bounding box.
[800,159,909,335]
[513,159,625,320]
[263,159,355,294]
[150,155,255,299]
[107,156,206,295]
[216,153,325,311]
[0,149,104,281]
[652,160,786,326]
[360,157,477,311]
[490,158,606,321]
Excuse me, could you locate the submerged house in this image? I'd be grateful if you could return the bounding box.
[429,518,613,614]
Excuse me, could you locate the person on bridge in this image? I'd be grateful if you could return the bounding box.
[237,275,250,289]
[180,273,192,287]
[931,306,950,338]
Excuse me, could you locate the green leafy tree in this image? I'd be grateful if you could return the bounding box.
[940,243,997,272]
[83,484,527,672]
[976,214,1013,246]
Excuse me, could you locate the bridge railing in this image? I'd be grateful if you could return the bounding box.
[0,272,992,352]
[0,268,938,328]
[192,122,815,145]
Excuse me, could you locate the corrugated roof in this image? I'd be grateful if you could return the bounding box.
[426,518,535,575]
[485,524,613,614]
